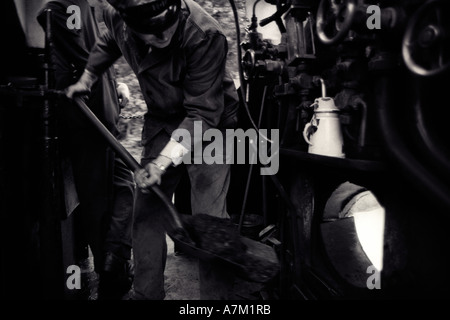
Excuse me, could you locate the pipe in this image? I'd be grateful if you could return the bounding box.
[229,0,273,144]
[413,84,450,175]
[238,85,268,233]
[353,97,367,151]
[375,76,450,210]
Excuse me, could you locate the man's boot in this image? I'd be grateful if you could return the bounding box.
[97,252,134,300]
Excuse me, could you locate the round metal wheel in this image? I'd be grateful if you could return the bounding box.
[242,49,256,80]
[316,0,357,45]
[402,0,450,77]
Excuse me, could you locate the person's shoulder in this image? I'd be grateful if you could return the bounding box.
[102,2,119,17]
[37,0,82,27]
[183,0,225,38]
[101,2,123,33]
[38,0,66,14]
[41,0,86,12]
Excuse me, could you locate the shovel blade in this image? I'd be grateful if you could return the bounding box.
[170,214,280,283]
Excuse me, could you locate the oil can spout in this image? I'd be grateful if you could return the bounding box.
[320,78,326,98]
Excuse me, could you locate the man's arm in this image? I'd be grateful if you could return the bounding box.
[164,32,229,164]
[66,28,122,98]
[85,27,122,76]
[37,1,90,73]
[177,32,228,142]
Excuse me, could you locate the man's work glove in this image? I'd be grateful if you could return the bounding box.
[116,82,130,108]
[65,69,98,99]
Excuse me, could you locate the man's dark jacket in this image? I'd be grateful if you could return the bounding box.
[85,0,239,151]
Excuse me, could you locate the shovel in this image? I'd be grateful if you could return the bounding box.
[72,96,279,283]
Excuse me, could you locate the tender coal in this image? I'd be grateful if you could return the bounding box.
[181,214,247,259]
[178,214,279,283]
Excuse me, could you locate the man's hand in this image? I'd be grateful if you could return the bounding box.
[134,163,163,192]
[134,155,172,193]
[116,82,130,108]
[65,81,91,99]
[65,69,98,99]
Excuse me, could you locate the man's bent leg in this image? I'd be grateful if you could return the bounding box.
[98,156,135,300]
[104,156,134,260]
[132,164,182,300]
[187,162,230,219]
[187,162,235,300]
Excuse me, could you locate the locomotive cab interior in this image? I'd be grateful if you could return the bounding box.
[1,0,450,301]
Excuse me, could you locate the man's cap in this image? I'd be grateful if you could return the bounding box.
[107,0,181,34]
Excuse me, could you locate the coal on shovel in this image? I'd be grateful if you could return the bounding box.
[71,96,280,283]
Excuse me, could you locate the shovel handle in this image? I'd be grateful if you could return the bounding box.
[72,96,184,231]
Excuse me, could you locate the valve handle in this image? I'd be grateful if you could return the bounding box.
[316,0,358,45]
[402,0,450,77]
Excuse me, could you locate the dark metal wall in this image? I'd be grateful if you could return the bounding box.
[238,0,450,299]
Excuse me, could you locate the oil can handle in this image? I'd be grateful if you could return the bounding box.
[303,122,314,146]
